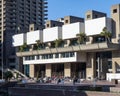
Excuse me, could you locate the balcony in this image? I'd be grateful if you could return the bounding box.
[16,42,120,57]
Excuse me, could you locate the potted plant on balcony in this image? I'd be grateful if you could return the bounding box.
[76,32,86,44]
[100,27,111,42]
[20,42,28,52]
[50,41,55,48]
[35,40,44,50]
[54,38,63,48]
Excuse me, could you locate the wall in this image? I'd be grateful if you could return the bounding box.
[62,22,85,39]
[12,33,25,47]
[85,17,112,36]
[77,52,86,62]
[27,30,43,44]
[86,53,96,80]
[43,27,62,42]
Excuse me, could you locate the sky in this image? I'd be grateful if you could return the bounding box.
[48,0,120,20]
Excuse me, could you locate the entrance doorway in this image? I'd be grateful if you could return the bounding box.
[71,63,86,79]
[96,52,112,80]
[51,64,64,77]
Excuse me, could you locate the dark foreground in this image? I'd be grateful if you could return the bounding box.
[1,80,120,96]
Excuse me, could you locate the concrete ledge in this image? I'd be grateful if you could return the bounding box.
[16,42,120,57]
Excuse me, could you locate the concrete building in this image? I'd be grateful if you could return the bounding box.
[0,0,48,73]
[12,4,120,80]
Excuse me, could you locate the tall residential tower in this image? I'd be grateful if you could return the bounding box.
[0,0,48,71]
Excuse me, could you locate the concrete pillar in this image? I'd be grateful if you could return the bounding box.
[112,51,120,73]
[86,53,95,80]
[64,63,71,77]
[29,64,35,78]
[46,64,51,77]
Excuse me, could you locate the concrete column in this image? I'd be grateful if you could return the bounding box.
[112,61,116,73]
[112,51,120,73]
[29,64,35,78]
[86,53,95,80]
[46,64,51,77]
[64,63,71,77]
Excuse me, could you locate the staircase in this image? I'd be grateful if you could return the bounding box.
[6,69,29,79]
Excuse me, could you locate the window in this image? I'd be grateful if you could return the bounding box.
[95,15,98,18]
[108,61,112,69]
[55,53,59,58]
[113,9,117,13]
[36,55,40,60]
[70,52,75,57]
[44,54,48,59]
[87,15,90,18]
[65,20,68,23]
[9,59,15,63]
[10,66,15,69]
[31,27,33,31]
[25,56,34,60]
[47,24,49,27]
[48,54,53,59]
[65,52,69,57]
[53,24,56,27]
[61,53,65,58]
[94,36,105,43]
[42,55,45,59]
[25,56,29,60]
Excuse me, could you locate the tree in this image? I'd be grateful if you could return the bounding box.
[4,71,13,81]
[100,27,111,42]
[76,32,86,44]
